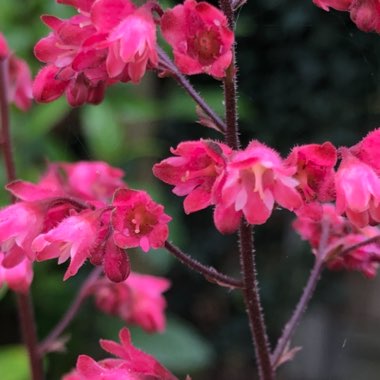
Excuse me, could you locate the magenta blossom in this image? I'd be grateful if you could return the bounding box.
[335,149,380,227]
[161,0,234,78]
[63,328,178,380]
[32,210,101,280]
[112,189,171,252]
[285,142,337,202]
[107,5,158,83]
[92,272,170,333]
[153,140,232,214]
[213,141,303,233]
[0,32,33,111]
[0,253,33,294]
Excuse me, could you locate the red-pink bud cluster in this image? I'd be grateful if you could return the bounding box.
[90,272,170,333]
[0,161,171,291]
[63,327,178,379]
[313,0,380,34]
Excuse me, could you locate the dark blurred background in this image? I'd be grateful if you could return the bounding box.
[1,0,380,379]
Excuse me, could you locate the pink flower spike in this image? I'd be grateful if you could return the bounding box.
[0,202,45,264]
[161,0,234,78]
[32,210,101,280]
[285,142,337,202]
[213,141,302,233]
[112,189,171,252]
[153,140,232,214]
[335,149,380,227]
[312,0,352,11]
[61,161,125,203]
[63,328,178,380]
[106,5,158,83]
[0,253,33,294]
[92,272,170,333]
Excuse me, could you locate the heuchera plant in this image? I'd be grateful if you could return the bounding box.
[0,1,380,379]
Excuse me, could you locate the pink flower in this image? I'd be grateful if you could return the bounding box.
[213,141,302,233]
[326,226,380,278]
[335,149,380,227]
[153,140,232,214]
[112,189,171,252]
[107,5,158,82]
[313,0,352,11]
[0,253,33,293]
[92,272,170,333]
[161,0,234,78]
[0,33,32,111]
[350,128,380,175]
[63,328,178,380]
[61,161,125,203]
[285,142,337,202]
[0,202,45,266]
[350,0,380,33]
[293,203,347,249]
[102,238,131,282]
[0,33,9,59]
[32,210,101,280]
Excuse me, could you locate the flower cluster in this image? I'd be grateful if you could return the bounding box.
[63,327,178,379]
[0,161,171,292]
[313,0,380,33]
[33,0,234,106]
[90,272,171,333]
[0,32,33,111]
[154,129,380,276]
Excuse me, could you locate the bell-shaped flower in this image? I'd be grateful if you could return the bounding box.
[336,149,380,227]
[0,253,33,293]
[0,202,46,266]
[112,189,171,252]
[313,0,352,11]
[102,238,131,282]
[350,128,380,175]
[106,5,158,83]
[63,328,178,380]
[161,0,234,78]
[350,0,380,33]
[153,140,232,214]
[61,161,125,203]
[91,272,170,333]
[32,210,101,280]
[285,142,337,202]
[326,226,380,278]
[213,141,302,233]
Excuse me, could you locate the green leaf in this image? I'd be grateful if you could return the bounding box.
[0,345,29,380]
[130,317,215,374]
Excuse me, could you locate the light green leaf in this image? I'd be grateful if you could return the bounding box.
[0,345,29,380]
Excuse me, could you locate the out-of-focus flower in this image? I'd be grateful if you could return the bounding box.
[153,140,232,214]
[335,149,380,227]
[161,0,234,78]
[63,328,178,379]
[92,272,170,333]
[285,142,337,202]
[0,253,33,293]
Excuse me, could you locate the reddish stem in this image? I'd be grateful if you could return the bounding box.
[157,48,226,134]
[271,220,330,369]
[165,241,243,289]
[0,58,44,380]
[39,266,103,355]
